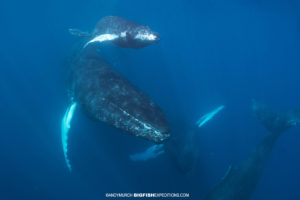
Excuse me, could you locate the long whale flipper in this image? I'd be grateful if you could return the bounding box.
[130,144,165,161]
[203,100,299,200]
[61,102,77,172]
[196,105,225,128]
[84,34,119,48]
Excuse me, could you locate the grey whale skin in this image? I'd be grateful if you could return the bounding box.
[70,16,160,49]
[68,46,170,143]
[203,100,300,200]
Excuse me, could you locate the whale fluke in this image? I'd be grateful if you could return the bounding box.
[61,102,77,172]
[252,100,298,134]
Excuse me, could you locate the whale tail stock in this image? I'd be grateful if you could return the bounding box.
[69,28,92,37]
[252,99,300,135]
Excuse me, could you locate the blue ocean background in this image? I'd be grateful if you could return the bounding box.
[0,0,299,199]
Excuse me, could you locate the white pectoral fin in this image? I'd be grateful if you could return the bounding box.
[196,105,225,128]
[197,117,209,127]
[61,102,77,172]
[84,34,119,48]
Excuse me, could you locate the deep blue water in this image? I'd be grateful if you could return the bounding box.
[0,0,300,199]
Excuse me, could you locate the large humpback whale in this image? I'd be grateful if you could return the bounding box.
[203,100,300,200]
[61,46,169,171]
[69,16,160,49]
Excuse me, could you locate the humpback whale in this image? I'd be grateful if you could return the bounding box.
[203,100,300,200]
[69,16,160,49]
[61,46,170,171]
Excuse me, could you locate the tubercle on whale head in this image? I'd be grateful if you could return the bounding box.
[149,126,171,144]
[137,127,171,144]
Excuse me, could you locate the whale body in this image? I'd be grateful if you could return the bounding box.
[70,47,170,142]
[69,16,160,49]
[61,46,170,171]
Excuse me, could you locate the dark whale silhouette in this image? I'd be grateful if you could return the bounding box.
[69,16,160,49]
[61,46,170,171]
[203,100,300,200]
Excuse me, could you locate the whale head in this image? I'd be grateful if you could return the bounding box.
[115,25,160,49]
[133,26,160,45]
[118,105,170,143]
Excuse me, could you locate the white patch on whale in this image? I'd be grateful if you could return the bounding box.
[120,31,127,37]
[84,34,119,48]
[135,32,157,41]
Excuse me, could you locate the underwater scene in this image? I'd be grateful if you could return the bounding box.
[0,0,300,199]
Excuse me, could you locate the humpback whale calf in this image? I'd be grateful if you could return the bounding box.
[61,46,170,171]
[69,16,160,49]
[203,100,300,200]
